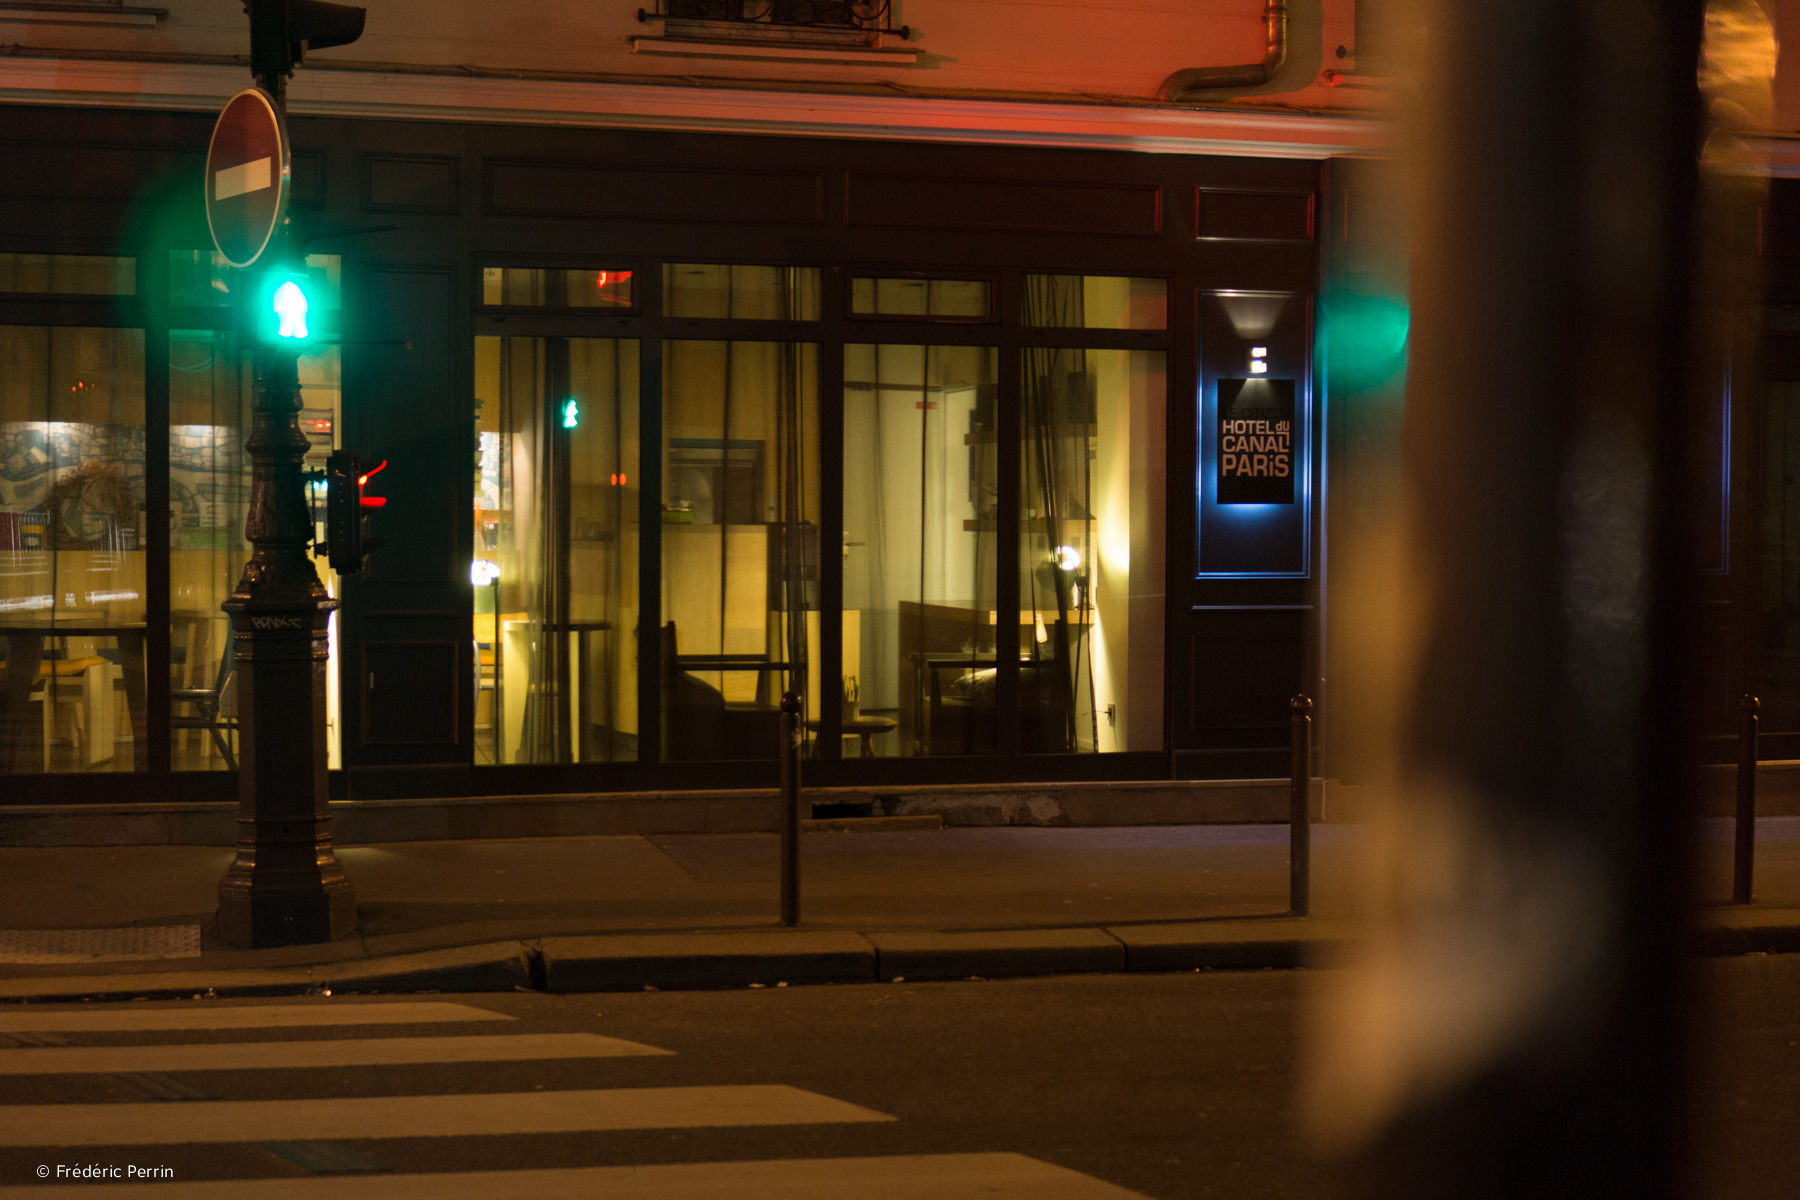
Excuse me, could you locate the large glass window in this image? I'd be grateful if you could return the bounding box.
[661,339,818,761]
[843,344,999,756]
[482,267,634,310]
[0,325,147,774]
[0,254,135,297]
[664,265,820,320]
[1023,274,1167,330]
[851,277,991,320]
[474,336,640,765]
[457,260,1167,773]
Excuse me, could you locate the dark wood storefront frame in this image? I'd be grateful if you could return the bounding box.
[0,104,1322,804]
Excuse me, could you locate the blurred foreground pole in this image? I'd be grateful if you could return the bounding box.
[1302,1,1775,1196]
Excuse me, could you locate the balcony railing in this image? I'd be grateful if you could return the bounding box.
[638,1,909,40]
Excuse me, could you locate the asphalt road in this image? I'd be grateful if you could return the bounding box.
[0,959,1792,1198]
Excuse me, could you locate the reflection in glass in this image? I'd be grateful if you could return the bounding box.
[663,264,821,320]
[661,340,817,760]
[1023,275,1167,330]
[843,344,999,756]
[851,277,990,319]
[0,254,135,296]
[481,268,633,310]
[169,330,343,770]
[475,336,639,764]
[170,250,341,310]
[0,326,147,773]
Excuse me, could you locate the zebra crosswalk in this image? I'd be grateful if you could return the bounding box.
[0,997,1150,1198]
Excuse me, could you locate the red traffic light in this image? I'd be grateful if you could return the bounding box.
[324,448,385,574]
[357,458,388,508]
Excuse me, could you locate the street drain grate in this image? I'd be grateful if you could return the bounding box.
[264,1143,389,1174]
[0,925,202,964]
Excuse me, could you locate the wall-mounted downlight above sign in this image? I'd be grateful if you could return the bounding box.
[1249,346,1268,374]
[1217,378,1295,505]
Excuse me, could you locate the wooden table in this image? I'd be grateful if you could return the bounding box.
[0,622,147,773]
[806,714,899,758]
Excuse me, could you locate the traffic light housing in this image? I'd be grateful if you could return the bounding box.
[246,0,366,81]
[323,449,386,575]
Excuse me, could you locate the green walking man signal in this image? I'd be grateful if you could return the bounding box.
[257,266,320,344]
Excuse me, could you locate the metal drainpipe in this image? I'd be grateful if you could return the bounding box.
[1157,0,1288,101]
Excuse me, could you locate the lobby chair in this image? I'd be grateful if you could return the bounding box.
[660,620,786,760]
[172,622,238,769]
[30,651,113,770]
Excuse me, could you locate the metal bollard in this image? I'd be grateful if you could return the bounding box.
[780,691,804,926]
[1290,694,1312,917]
[1734,694,1758,904]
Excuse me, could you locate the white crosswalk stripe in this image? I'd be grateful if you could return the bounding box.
[0,1002,510,1034]
[0,998,1150,1198]
[0,1084,892,1145]
[0,1032,669,1074]
[0,1154,1147,1199]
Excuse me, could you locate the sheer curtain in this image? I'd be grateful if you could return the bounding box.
[1021,276,1097,753]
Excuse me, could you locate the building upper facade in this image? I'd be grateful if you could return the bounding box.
[0,0,1391,158]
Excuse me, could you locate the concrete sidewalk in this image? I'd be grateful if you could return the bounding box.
[0,819,1795,1002]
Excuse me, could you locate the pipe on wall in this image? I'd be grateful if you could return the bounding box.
[1157,0,1288,101]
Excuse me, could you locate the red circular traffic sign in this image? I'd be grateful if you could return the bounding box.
[205,87,290,269]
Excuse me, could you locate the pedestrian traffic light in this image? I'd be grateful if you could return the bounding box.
[245,0,366,81]
[253,263,322,346]
[322,449,386,575]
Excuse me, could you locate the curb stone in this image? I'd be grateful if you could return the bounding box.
[1105,919,1356,970]
[867,928,1124,981]
[1694,907,1800,956]
[2,913,1794,1003]
[540,931,876,992]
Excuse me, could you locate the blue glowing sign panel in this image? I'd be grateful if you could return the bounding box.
[1217,379,1294,505]
[1197,374,1310,578]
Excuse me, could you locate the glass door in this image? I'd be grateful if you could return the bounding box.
[842,342,999,756]
[659,338,818,761]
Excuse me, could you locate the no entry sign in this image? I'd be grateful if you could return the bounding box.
[206,87,290,269]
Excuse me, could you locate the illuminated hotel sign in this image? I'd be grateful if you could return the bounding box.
[1216,378,1295,504]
